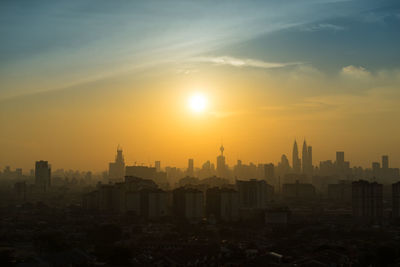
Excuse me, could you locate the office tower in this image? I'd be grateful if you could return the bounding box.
[236,179,274,209]
[173,187,204,222]
[307,146,313,174]
[352,180,383,221]
[336,151,345,167]
[302,140,308,174]
[206,187,239,222]
[187,158,194,176]
[277,154,290,178]
[216,145,226,178]
[382,155,389,169]
[155,161,161,172]
[292,140,301,174]
[35,160,51,192]
[108,146,125,181]
[264,163,275,182]
[392,182,400,218]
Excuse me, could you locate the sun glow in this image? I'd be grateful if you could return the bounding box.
[188,92,207,113]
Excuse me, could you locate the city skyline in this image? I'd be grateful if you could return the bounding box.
[2,139,398,175]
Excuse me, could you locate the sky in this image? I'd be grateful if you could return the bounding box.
[1,0,400,172]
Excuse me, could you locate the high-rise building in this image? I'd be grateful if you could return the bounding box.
[217,145,226,178]
[292,140,301,174]
[382,155,389,169]
[336,151,345,167]
[302,140,308,174]
[206,187,239,222]
[173,187,204,222]
[301,140,313,176]
[108,146,125,182]
[264,163,275,182]
[307,146,313,174]
[155,161,161,172]
[35,161,51,192]
[236,179,274,209]
[187,158,194,177]
[352,180,383,221]
[392,182,400,218]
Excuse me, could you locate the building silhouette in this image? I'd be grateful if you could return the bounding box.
[236,179,274,209]
[108,146,125,182]
[392,181,400,218]
[187,158,194,177]
[217,145,226,178]
[173,187,204,222]
[352,180,383,221]
[264,163,275,183]
[35,160,51,192]
[206,187,239,222]
[155,160,161,172]
[292,140,301,174]
[301,140,313,176]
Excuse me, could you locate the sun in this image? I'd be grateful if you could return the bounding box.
[188,92,207,113]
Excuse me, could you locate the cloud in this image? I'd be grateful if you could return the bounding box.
[194,56,301,69]
[302,23,345,32]
[341,65,371,79]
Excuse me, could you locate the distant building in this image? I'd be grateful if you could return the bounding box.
[173,187,204,222]
[108,147,125,182]
[392,182,400,218]
[236,179,274,209]
[155,161,161,172]
[352,180,383,221]
[292,140,301,174]
[264,163,275,183]
[327,180,352,202]
[282,180,316,200]
[126,189,168,219]
[206,187,239,222]
[382,155,389,170]
[126,166,157,180]
[301,140,313,176]
[35,160,51,192]
[125,166,167,185]
[187,158,194,177]
[216,145,226,178]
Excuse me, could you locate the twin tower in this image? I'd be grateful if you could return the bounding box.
[292,140,313,176]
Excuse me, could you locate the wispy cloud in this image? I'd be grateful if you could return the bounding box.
[341,65,371,79]
[194,56,301,69]
[302,23,345,32]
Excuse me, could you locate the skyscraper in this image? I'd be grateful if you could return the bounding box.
[302,140,308,174]
[352,180,383,222]
[307,146,313,175]
[217,145,226,178]
[187,158,194,177]
[292,140,301,174]
[35,160,51,192]
[108,146,125,182]
[336,151,345,167]
[264,163,275,182]
[155,160,161,172]
[382,155,389,169]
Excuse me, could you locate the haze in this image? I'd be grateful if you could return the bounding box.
[1,0,400,171]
